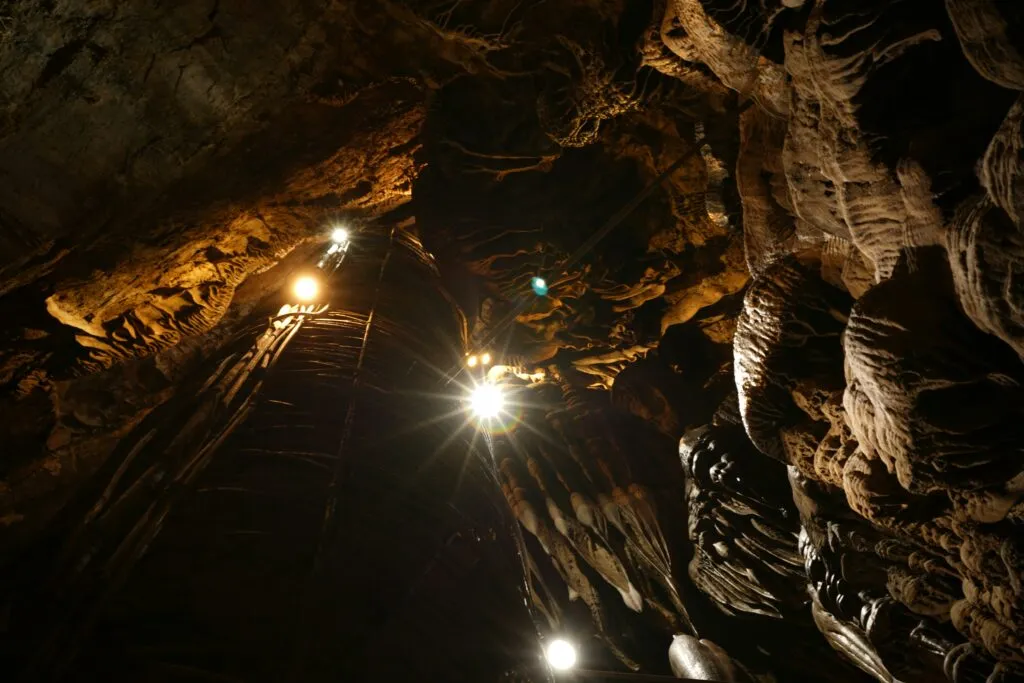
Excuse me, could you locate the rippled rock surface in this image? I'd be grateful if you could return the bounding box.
[3,0,1024,681]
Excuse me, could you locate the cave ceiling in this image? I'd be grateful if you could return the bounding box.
[1,0,1024,682]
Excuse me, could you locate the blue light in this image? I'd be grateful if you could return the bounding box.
[530,276,549,297]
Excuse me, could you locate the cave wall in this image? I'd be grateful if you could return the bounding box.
[410,0,1024,679]
[657,1,1024,680]
[1,0,1024,681]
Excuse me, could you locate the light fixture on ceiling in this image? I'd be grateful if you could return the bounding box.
[545,639,578,672]
[330,226,350,244]
[292,275,321,302]
[468,383,504,420]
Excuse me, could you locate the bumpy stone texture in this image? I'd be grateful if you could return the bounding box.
[947,0,1024,91]
[650,0,1024,680]
[948,97,1024,360]
[845,250,1024,497]
[736,106,794,275]
[661,0,790,117]
[4,0,1024,680]
[785,4,941,280]
[734,257,851,463]
[0,1,765,677]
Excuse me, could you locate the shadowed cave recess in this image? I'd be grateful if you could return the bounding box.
[1,1,1024,681]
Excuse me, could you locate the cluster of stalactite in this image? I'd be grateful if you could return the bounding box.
[3,1,1024,681]
[493,368,874,680]
[415,69,748,391]
[491,379,692,671]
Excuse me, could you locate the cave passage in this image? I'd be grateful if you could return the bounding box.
[6,226,541,682]
[2,1,1024,682]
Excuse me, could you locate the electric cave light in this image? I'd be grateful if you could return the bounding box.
[292,275,321,303]
[545,639,578,672]
[530,276,549,297]
[330,226,350,244]
[468,383,504,420]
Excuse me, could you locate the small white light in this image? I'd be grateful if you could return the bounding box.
[469,383,504,419]
[292,275,320,302]
[545,639,577,671]
[330,226,349,244]
[480,352,491,365]
[467,355,479,368]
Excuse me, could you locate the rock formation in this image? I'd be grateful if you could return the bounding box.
[1,1,1023,681]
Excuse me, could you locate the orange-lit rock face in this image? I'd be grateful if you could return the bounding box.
[39,91,425,378]
[5,87,423,387]
[2,0,1024,681]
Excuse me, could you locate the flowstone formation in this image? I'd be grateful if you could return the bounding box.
[655,1,1024,681]
[1,1,1023,682]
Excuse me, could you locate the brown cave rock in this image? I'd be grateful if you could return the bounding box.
[2,1,1024,682]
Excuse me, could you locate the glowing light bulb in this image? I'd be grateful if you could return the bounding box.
[531,276,549,297]
[545,639,577,671]
[467,355,479,368]
[330,226,349,244]
[292,275,320,302]
[480,352,491,365]
[469,383,504,420]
